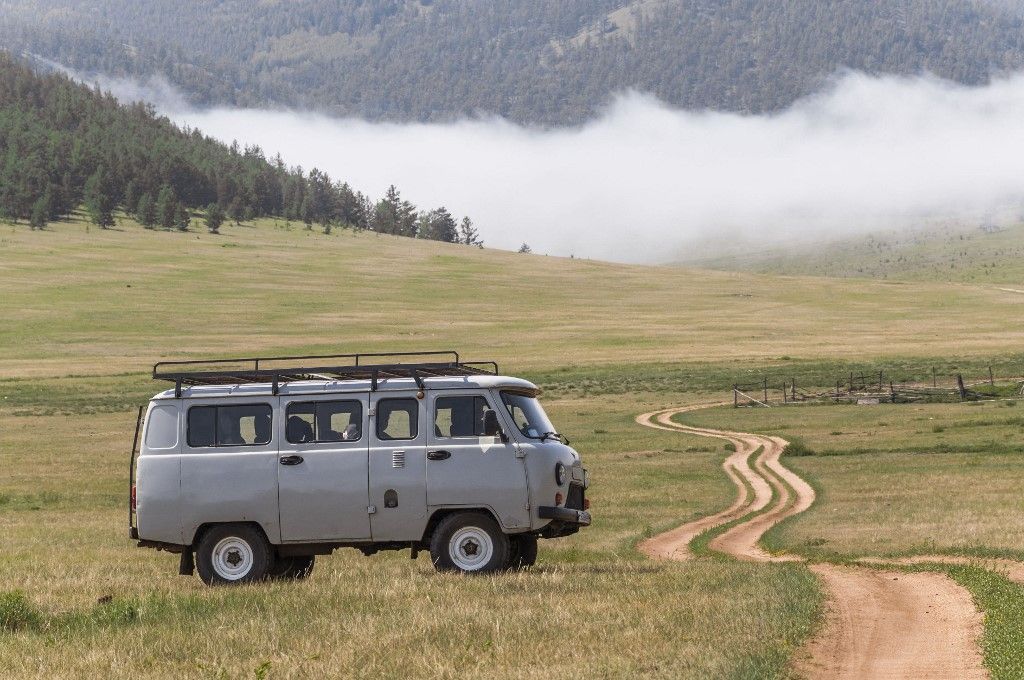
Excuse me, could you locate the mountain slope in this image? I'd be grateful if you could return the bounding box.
[4,0,1024,124]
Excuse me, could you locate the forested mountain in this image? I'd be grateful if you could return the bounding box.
[3,0,1024,125]
[0,53,480,243]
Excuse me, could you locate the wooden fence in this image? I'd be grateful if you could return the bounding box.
[732,367,1024,407]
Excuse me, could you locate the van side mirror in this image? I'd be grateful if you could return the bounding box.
[482,409,505,440]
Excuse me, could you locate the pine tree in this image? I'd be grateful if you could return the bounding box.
[29,193,49,230]
[518,243,532,254]
[156,185,177,230]
[229,196,246,225]
[123,180,139,215]
[204,203,225,234]
[459,216,483,247]
[175,204,191,232]
[84,166,115,229]
[137,193,157,229]
[420,207,458,242]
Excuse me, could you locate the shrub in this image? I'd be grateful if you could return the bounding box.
[0,591,41,632]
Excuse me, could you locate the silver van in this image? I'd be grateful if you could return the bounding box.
[128,352,590,584]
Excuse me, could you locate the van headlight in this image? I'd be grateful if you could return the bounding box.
[555,462,567,486]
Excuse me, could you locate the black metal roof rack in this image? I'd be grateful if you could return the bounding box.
[152,351,500,397]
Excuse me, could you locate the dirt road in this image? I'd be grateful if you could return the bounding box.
[636,405,988,679]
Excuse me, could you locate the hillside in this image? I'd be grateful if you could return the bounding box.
[0,53,479,242]
[4,0,1024,124]
[679,221,1024,283]
[5,212,1024,382]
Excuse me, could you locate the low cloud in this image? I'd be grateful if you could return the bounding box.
[89,69,1024,262]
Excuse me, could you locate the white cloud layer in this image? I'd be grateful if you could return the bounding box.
[91,70,1024,262]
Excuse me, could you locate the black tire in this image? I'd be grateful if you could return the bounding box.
[196,524,272,586]
[507,535,538,570]
[429,512,509,574]
[268,555,316,580]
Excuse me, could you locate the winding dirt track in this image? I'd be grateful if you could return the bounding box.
[636,405,988,679]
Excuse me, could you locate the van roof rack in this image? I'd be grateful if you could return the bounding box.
[152,351,499,397]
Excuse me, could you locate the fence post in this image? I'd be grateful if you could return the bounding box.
[763,377,768,405]
[791,378,796,401]
[890,380,895,403]
[878,371,883,392]
[956,374,967,400]
[989,366,994,386]
[849,372,854,391]
[782,381,787,404]
[932,367,937,388]
[733,384,738,408]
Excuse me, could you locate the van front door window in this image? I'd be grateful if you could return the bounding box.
[499,392,556,440]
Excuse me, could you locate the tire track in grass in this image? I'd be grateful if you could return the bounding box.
[636,404,988,679]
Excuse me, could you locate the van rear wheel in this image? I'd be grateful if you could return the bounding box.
[196,524,271,586]
[430,512,509,574]
[268,555,316,580]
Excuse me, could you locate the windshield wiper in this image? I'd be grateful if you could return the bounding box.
[539,431,571,444]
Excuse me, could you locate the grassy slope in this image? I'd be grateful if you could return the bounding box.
[681,221,1024,283]
[2,212,1024,676]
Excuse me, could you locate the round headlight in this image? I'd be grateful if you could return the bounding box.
[555,462,567,486]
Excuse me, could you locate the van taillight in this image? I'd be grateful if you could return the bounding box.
[130,485,136,511]
[555,492,563,506]
[583,498,590,510]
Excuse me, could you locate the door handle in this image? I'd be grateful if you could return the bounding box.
[279,455,304,466]
[427,450,451,461]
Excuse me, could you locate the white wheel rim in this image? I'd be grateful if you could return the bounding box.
[211,536,254,580]
[448,526,494,571]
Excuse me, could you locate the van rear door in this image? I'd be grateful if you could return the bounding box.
[278,394,371,541]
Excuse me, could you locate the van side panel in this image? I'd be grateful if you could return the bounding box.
[178,397,282,545]
[180,452,280,544]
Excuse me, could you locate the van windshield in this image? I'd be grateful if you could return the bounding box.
[500,391,557,440]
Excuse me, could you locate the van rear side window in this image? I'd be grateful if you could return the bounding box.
[286,400,363,443]
[187,404,272,448]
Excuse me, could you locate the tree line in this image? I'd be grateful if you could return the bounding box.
[0,52,482,246]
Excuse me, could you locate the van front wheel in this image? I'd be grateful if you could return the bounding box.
[507,534,538,570]
[430,512,509,574]
[268,555,316,580]
[196,524,272,585]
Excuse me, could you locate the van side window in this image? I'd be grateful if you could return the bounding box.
[187,404,272,448]
[286,400,363,443]
[434,396,490,437]
[377,398,418,440]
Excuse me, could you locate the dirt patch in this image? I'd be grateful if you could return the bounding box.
[795,566,987,679]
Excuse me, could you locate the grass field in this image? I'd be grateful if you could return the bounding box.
[3,212,1024,677]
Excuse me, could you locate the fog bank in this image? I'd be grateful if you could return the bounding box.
[96,69,1024,262]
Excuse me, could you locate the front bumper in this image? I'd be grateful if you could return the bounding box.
[537,506,592,525]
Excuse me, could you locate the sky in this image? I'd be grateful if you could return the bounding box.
[77,68,1024,263]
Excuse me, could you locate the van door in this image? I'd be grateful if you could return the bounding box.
[368,392,428,541]
[277,395,371,541]
[426,391,530,530]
